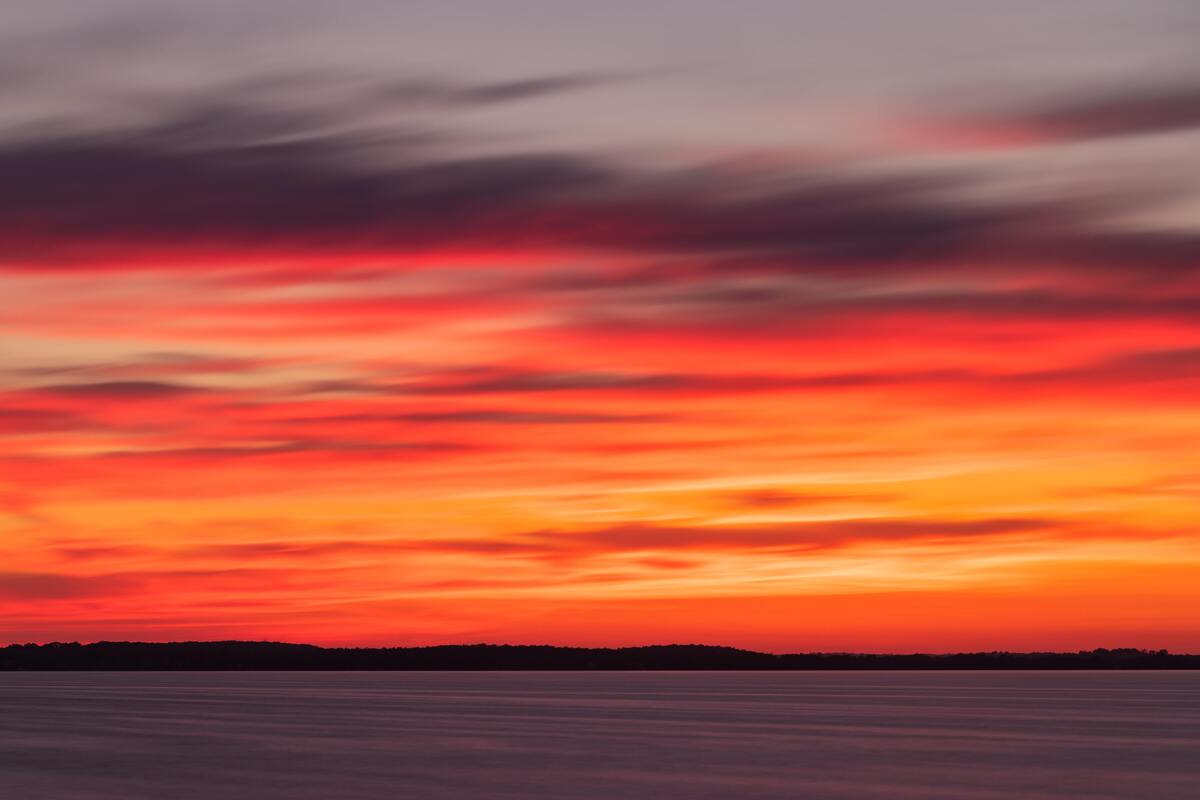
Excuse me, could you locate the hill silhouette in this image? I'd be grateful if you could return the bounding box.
[2,641,1196,670]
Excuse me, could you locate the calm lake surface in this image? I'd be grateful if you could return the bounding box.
[2,671,1198,799]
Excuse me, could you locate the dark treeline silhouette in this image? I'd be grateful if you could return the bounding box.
[1,641,1197,670]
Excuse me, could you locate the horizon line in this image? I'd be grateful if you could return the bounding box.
[4,640,1191,657]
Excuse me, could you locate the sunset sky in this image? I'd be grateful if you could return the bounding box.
[3,0,1200,651]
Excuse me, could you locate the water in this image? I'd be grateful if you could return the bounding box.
[1,671,1197,799]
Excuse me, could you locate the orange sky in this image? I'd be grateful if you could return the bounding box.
[4,238,1200,651]
[3,3,1200,651]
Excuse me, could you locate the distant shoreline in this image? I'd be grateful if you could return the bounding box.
[3,642,1198,670]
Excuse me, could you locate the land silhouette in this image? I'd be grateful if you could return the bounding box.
[2,641,1195,670]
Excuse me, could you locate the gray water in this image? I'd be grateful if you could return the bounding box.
[1,672,1198,800]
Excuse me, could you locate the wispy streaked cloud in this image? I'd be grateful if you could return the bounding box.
[4,0,1200,650]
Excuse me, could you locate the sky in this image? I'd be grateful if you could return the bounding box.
[3,1,1200,651]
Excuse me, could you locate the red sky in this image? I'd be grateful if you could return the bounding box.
[2,2,1200,651]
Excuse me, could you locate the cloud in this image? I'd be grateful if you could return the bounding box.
[543,518,1057,556]
[358,517,1059,563]
[1016,83,1200,141]
[1,80,1189,287]
[8,352,279,380]
[92,439,475,461]
[561,284,1200,337]
[380,351,1200,400]
[34,380,206,398]
[922,80,1200,146]
[51,544,154,562]
[0,571,137,600]
[390,367,987,397]
[106,516,1061,572]
[403,369,694,395]
[284,409,666,425]
[0,407,92,433]
[184,539,403,560]
[0,133,619,264]
[368,72,630,107]
[728,490,896,509]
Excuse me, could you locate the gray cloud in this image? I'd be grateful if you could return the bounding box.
[4,103,1194,291]
[368,71,631,107]
[961,81,1200,143]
